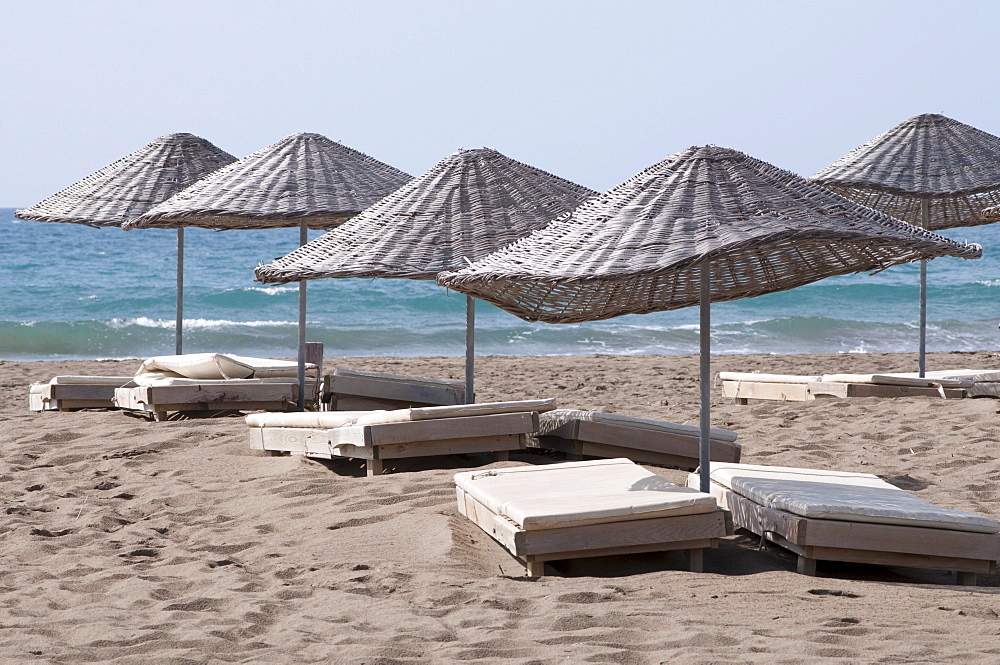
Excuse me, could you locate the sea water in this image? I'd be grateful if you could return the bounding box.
[1,207,998,360]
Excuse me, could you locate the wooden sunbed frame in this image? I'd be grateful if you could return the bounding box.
[113,344,325,421]
[251,411,538,476]
[722,380,965,404]
[532,417,741,470]
[324,368,466,411]
[29,379,132,412]
[116,381,310,421]
[457,486,731,576]
[708,483,1000,585]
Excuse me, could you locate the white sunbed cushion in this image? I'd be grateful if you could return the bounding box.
[820,373,972,388]
[456,458,717,530]
[718,372,821,384]
[246,411,374,429]
[539,409,737,442]
[134,374,310,388]
[245,409,413,429]
[968,383,1000,398]
[889,369,1000,383]
[46,375,135,385]
[136,353,316,380]
[245,399,557,429]
[407,399,556,421]
[227,354,317,378]
[708,463,1000,534]
[332,368,465,388]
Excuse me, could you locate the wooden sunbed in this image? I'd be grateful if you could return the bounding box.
[719,371,980,403]
[324,368,466,410]
[531,409,740,470]
[112,352,320,421]
[115,377,314,421]
[29,376,134,412]
[248,399,556,476]
[456,458,732,576]
[690,463,1000,585]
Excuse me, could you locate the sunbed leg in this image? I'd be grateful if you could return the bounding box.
[153,408,168,422]
[797,555,817,576]
[957,571,978,586]
[525,558,545,577]
[366,459,384,477]
[495,450,509,462]
[686,548,704,573]
[736,397,748,405]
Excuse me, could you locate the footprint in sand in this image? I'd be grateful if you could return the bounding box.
[807,589,861,598]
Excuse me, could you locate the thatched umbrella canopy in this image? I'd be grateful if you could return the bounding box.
[16,133,236,227]
[125,132,411,230]
[128,132,413,406]
[438,146,982,489]
[15,133,236,354]
[811,113,1000,375]
[811,114,1000,230]
[255,147,597,401]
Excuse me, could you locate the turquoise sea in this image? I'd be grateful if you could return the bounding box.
[1,207,998,361]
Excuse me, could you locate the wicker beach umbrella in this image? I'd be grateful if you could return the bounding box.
[810,113,1000,376]
[15,133,237,354]
[127,132,412,406]
[437,146,982,490]
[254,148,598,402]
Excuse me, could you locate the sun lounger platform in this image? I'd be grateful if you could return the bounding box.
[29,376,133,412]
[531,409,740,470]
[719,371,989,403]
[325,368,466,410]
[115,378,310,421]
[456,458,731,576]
[248,399,556,476]
[113,353,319,421]
[691,463,1000,585]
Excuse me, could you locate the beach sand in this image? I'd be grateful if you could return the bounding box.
[3,351,1000,664]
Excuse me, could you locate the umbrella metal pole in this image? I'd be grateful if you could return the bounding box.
[176,227,184,355]
[919,199,929,378]
[465,295,475,404]
[297,221,308,410]
[699,263,711,494]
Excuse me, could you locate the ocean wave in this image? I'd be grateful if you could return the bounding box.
[240,285,298,295]
[5,208,1000,360]
[109,317,297,329]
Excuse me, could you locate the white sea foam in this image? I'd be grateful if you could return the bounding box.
[847,340,869,354]
[110,317,296,329]
[242,285,297,295]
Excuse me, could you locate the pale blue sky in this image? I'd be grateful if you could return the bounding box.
[2,0,998,207]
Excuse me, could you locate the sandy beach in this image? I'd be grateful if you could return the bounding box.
[4,351,1000,663]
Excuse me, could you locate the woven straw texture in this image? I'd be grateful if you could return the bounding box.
[810,114,1000,231]
[254,148,597,283]
[16,134,236,227]
[437,146,982,324]
[124,133,412,230]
